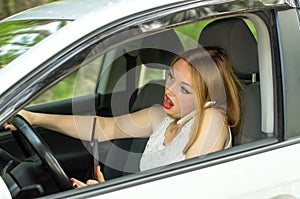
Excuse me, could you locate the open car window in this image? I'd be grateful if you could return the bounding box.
[25,12,275,167]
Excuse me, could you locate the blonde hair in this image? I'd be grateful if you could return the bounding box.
[168,47,242,153]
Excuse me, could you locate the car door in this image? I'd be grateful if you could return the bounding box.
[50,1,299,198]
[1,0,300,199]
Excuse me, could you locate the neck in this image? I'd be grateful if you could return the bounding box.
[177,110,196,125]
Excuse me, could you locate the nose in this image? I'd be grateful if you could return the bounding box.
[166,81,177,96]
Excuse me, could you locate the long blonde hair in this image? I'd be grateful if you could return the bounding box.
[168,47,242,153]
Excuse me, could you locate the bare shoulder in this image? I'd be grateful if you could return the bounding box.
[202,108,226,126]
[148,105,165,117]
[147,105,166,128]
[129,105,165,128]
[202,108,227,134]
[202,107,229,145]
[186,108,229,158]
[202,108,226,121]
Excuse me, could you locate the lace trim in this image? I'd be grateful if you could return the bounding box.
[140,109,232,171]
[140,116,194,171]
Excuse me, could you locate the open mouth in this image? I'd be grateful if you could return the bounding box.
[163,95,174,109]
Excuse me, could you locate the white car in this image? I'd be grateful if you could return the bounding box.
[0,0,300,198]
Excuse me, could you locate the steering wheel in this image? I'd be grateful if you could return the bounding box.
[12,115,72,191]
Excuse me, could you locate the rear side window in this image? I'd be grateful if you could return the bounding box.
[29,50,102,105]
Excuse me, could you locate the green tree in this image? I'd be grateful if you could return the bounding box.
[0,0,59,20]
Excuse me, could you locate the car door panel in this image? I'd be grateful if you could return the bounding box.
[88,141,300,199]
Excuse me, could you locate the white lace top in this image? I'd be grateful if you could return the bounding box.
[139,115,232,171]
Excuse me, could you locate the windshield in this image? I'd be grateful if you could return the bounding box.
[0,20,70,69]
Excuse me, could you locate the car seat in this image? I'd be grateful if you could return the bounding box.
[102,29,184,179]
[198,17,266,145]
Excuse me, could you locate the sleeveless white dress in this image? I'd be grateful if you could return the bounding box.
[139,116,232,171]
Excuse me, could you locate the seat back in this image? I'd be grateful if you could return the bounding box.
[198,17,265,145]
[102,29,184,179]
[131,29,185,111]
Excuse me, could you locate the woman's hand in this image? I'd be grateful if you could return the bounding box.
[71,165,105,188]
[2,110,33,131]
[2,119,17,131]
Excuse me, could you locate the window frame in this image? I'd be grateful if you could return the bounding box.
[48,11,280,199]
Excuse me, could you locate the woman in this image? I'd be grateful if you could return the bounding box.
[4,47,243,188]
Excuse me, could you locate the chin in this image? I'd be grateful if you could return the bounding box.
[165,110,181,119]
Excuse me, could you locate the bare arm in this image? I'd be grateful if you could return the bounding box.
[185,108,229,159]
[17,106,165,142]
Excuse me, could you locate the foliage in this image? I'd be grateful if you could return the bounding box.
[0,20,67,68]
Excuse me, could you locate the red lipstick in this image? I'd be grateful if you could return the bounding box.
[163,95,174,109]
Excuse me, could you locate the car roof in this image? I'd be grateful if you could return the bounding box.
[2,0,181,22]
[2,0,122,21]
[3,0,296,22]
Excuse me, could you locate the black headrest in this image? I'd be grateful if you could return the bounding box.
[199,18,259,76]
[140,29,184,69]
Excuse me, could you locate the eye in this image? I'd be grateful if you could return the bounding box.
[180,86,192,94]
[166,71,174,84]
[168,71,174,81]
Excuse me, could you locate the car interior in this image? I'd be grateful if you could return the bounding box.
[0,13,276,198]
[100,16,267,179]
[99,17,263,180]
[198,17,264,145]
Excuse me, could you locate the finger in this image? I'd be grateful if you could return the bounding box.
[4,124,17,131]
[86,179,99,186]
[94,165,105,182]
[71,178,87,188]
[1,122,8,128]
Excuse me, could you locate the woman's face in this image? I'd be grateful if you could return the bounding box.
[164,58,196,118]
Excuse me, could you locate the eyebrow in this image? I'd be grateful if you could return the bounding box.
[181,81,193,89]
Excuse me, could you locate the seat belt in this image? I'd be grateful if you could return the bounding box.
[124,51,138,109]
[90,117,99,179]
